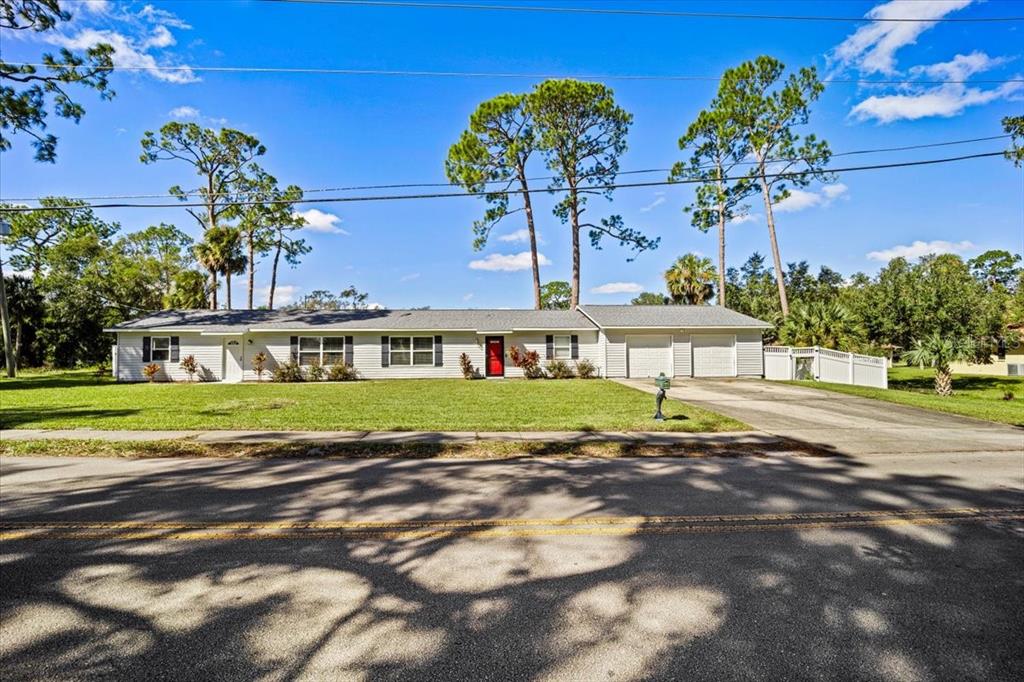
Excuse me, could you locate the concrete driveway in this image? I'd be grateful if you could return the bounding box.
[618,378,1024,456]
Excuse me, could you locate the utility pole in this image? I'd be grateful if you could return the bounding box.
[0,219,15,378]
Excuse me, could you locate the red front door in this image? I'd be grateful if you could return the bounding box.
[485,336,505,377]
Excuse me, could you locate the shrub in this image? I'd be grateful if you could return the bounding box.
[142,363,160,383]
[252,351,268,381]
[272,359,304,382]
[459,352,476,379]
[507,345,544,379]
[575,358,597,379]
[327,363,360,381]
[545,359,575,379]
[180,354,199,382]
[306,357,325,381]
[1003,390,1015,401]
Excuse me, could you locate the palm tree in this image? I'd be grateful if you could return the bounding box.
[194,227,246,310]
[777,301,864,350]
[215,227,246,310]
[664,254,717,305]
[902,333,976,396]
[193,239,220,310]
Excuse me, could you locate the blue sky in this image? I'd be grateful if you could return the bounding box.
[2,0,1022,308]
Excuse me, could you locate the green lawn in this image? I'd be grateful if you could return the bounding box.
[790,365,1024,427]
[0,370,747,432]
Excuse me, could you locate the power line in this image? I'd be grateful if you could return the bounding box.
[9,62,1021,86]
[259,0,1024,23]
[0,152,1007,213]
[2,134,1010,203]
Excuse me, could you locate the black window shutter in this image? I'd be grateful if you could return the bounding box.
[142,336,151,362]
[434,335,443,367]
[345,336,354,366]
[571,335,579,359]
[289,336,298,361]
[545,335,554,360]
[170,336,180,363]
[381,336,389,367]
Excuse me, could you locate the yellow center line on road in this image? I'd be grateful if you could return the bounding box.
[0,507,1020,541]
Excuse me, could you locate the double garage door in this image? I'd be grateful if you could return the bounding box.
[625,334,736,378]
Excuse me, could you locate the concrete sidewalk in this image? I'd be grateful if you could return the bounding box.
[0,428,779,446]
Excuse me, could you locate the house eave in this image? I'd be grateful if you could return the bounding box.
[598,324,771,330]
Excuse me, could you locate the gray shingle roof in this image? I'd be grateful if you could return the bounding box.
[578,305,770,328]
[108,308,597,332]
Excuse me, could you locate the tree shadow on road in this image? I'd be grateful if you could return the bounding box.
[1,452,1022,680]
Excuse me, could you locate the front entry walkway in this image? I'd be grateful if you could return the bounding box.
[616,378,1024,456]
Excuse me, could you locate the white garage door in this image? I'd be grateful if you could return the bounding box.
[692,334,736,377]
[626,335,672,378]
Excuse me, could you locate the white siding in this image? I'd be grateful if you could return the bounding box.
[242,333,291,382]
[605,330,697,378]
[357,332,481,379]
[239,330,601,380]
[503,331,601,378]
[604,331,627,378]
[736,330,764,377]
[673,334,692,377]
[116,332,223,382]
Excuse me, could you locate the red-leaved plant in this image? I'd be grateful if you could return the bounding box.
[507,345,544,379]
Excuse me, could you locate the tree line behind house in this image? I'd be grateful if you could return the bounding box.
[540,248,1024,364]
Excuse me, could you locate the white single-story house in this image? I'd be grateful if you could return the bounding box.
[105,305,770,382]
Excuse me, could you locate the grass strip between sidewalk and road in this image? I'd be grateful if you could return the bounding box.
[0,437,832,460]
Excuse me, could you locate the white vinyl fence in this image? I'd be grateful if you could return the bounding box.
[764,346,888,389]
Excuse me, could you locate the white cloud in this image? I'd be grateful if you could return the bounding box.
[639,193,666,213]
[774,184,848,213]
[729,214,759,225]
[168,105,199,118]
[498,229,528,243]
[82,1,113,14]
[138,4,192,29]
[590,282,644,295]
[366,302,385,310]
[167,106,227,126]
[497,228,545,245]
[293,209,349,235]
[850,52,1023,123]
[867,240,976,261]
[399,272,420,282]
[831,0,973,75]
[462,293,474,302]
[257,284,299,307]
[468,251,551,272]
[50,28,197,84]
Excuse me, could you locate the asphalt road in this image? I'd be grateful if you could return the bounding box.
[2,446,1023,681]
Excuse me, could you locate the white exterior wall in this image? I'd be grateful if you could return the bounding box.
[240,330,599,380]
[114,326,759,381]
[602,328,761,378]
[673,334,692,377]
[503,331,601,378]
[735,330,764,377]
[116,332,224,382]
